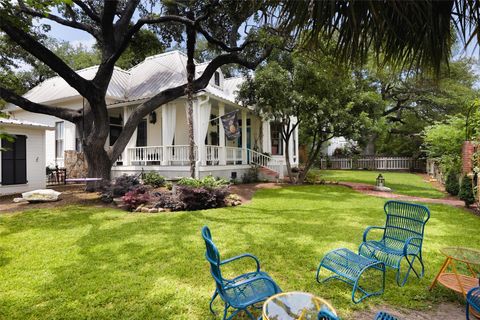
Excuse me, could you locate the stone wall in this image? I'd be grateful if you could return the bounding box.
[64,151,88,178]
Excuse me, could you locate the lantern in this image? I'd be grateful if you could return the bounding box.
[376,174,385,187]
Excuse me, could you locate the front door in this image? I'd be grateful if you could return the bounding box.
[1,135,27,185]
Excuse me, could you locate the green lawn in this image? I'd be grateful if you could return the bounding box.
[314,169,446,199]
[1,185,478,319]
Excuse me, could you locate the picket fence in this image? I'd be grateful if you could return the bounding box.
[319,156,425,171]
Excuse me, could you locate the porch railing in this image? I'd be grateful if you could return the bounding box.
[128,146,162,165]
[248,149,284,178]
[206,145,221,165]
[165,145,197,165]
[226,147,244,164]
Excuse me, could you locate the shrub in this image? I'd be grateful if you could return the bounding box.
[242,166,259,183]
[178,176,229,188]
[445,170,460,196]
[459,175,475,207]
[153,192,185,211]
[176,185,230,211]
[143,172,165,188]
[122,186,150,211]
[165,182,173,190]
[101,175,140,203]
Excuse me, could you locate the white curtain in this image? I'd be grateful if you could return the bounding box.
[262,120,271,153]
[124,106,137,149]
[185,98,211,145]
[197,98,211,145]
[162,103,176,146]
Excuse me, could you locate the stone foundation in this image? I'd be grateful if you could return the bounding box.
[64,151,88,178]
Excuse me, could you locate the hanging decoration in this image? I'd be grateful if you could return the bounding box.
[221,111,240,140]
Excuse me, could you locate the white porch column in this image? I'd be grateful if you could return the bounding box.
[241,110,247,164]
[218,103,226,165]
[262,120,271,154]
[162,103,176,165]
[123,106,138,165]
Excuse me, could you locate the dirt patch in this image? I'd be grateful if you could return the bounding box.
[0,184,113,214]
[0,183,281,214]
[351,301,466,320]
[228,182,281,203]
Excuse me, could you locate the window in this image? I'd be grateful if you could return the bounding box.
[55,121,64,158]
[136,119,147,147]
[270,122,283,155]
[109,116,123,146]
[214,71,220,86]
[1,135,27,185]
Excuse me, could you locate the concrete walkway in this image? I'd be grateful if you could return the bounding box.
[337,181,467,207]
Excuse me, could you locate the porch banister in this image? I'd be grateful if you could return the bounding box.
[241,110,247,164]
[218,103,226,165]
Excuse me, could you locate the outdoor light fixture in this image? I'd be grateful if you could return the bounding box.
[149,111,157,124]
[376,174,385,187]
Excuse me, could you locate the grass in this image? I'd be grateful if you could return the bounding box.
[1,185,478,319]
[314,169,446,199]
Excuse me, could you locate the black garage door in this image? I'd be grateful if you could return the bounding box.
[1,135,27,185]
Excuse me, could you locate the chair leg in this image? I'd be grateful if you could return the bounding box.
[397,255,422,286]
[466,301,470,320]
[222,303,229,320]
[244,308,257,320]
[209,290,219,315]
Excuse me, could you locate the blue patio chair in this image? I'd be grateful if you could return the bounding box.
[374,311,399,320]
[467,286,480,320]
[358,201,430,286]
[318,306,340,319]
[201,226,281,320]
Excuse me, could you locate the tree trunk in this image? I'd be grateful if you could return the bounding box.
[297,140,324,184]
[186,11,197,178]
[83,145,112,192]
[284,138,293,183]
[364,133,378,155]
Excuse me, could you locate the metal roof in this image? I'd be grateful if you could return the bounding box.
[22,66,129,104]
[0,118,54,129]
[10,50,245,108]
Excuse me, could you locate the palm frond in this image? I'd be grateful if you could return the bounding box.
[277,0,479,73]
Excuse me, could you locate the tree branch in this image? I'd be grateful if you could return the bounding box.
[72,0,101,22]
[0,87,81,122]
[0,20,94,98]
[18,2,99,38]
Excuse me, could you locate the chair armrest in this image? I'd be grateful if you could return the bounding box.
[220,253,261,272]
[363,226,385,242]
[223,275,281,293]
[403,236,423,256]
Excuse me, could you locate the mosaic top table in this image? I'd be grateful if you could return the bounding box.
[429,247,480,298]
[262,291,337,320]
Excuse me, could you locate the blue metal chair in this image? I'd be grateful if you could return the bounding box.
[201,226,281,320]
[374,311,399,320]
[359,201,430,286]
[318,306,340,319]
[467,286,480,320]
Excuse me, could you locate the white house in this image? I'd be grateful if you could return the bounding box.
[5,51,299,180]
[0,118,53,195]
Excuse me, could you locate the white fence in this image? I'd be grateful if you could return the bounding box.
[319,157,425,171]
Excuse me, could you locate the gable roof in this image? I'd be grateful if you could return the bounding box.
[9,50,246,109]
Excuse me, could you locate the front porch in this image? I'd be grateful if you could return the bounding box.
[107,92,298,179]
[113,145,284,180]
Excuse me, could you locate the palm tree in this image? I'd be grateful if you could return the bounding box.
[277,0,479,72]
